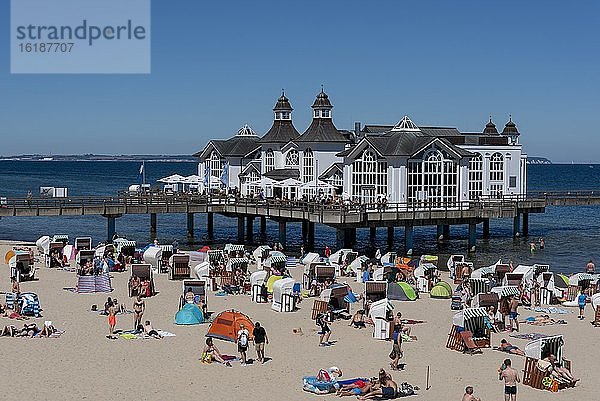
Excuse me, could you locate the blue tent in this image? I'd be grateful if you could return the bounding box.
[175,303,205,325]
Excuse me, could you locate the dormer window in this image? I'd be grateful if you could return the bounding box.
[275,112,282,120]
[322,110,330,118]
[314,110,319,118]
[282,111,290,120]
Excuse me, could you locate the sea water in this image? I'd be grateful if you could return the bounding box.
[1,161,599,273]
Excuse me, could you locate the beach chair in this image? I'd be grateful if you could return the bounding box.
[593,306,600,327]
[129,264,155,297]
[459,330,483,355]
[523,357,575,391]
[219,271,235,287]
[311,299,329,321]
[169,254,191,280]
[446,325,464,352]
[179,279,208,310]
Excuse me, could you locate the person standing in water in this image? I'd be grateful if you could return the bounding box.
[586,260,595,273]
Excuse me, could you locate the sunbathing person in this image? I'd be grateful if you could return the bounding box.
[129,275,141,297]
[542,354,579,384]
[350,310,367,329]
[143,321,162,339]
[185,288,195,304]
[2,325,17,337]
[17,323,39,338]
[359,371,397,400]
[337,377,377,397]
[523,314,565,325]
[552,360,579,383]
[498,339,525,356]
[201,338,231,367]
[40,322,57,337]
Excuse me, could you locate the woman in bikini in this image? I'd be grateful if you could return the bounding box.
[133,295,145,331]
[202,338,231,366]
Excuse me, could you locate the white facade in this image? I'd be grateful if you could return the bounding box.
[194,93,527,208]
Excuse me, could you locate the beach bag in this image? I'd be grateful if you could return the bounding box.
[389,350,396,360]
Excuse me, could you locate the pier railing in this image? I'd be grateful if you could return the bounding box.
[0,192,544,219]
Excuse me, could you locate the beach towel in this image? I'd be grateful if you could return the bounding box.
[530,306,571,314]
[510,333,551,341]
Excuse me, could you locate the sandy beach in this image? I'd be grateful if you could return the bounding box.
[0,239,597,401]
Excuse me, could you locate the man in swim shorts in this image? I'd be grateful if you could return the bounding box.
[358,372,397,400]
[500,358,520,401]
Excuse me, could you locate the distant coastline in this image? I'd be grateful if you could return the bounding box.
[0,154,558,164]
[527,157,552,164]
[0,154,197,162]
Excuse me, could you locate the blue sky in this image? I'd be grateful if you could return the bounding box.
[0,1,598,162]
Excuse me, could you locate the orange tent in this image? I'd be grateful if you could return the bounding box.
[206,310,254,343]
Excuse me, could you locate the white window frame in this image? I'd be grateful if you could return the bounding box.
[302,148,314,184]
[468,153,483,201]
[265,149,275,173]
[407,149,459,208]
[285,149,299,167]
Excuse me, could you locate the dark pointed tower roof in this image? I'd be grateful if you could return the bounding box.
[273,92,293,112]
[312,88,333,109]
[501,116,519,136]
[483,117,499,135]
[260,92,300,144]
[297,89,348,142]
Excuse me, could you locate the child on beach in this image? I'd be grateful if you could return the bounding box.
[107,301,117,339]
[577,290,587,320]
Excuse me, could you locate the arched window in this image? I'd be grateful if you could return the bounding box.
[407,149,458,207]
[302,148,314,183]
[351,149,387,203]
[489,152,504,196]
[265,149,275,173]
[285,149,299,166]
[209,151,221,178]
[490,153,504,181]
[468,153,483,200]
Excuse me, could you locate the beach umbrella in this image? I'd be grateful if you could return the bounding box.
[555,274,569,288]
[157,174,186,183]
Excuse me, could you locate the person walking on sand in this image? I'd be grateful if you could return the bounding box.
[236,323,250,365]
[133,295,145,330]
[462,386,481,401]
[253,322,269,364]
[316,312,332,346]
[500,358,520,401]
[107,301,117,339]
[508,296,519,332]
[577,290,587,320]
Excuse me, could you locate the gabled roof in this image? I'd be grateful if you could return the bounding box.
[259,120,301,143]
[240,160,261,176]
[296,118,349,142]
[341,132,472,159]
[193,136,260,159]
[319,162,343,180]
[391,116,420,132]
[361,125,393,134]
[263,168,300,181]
